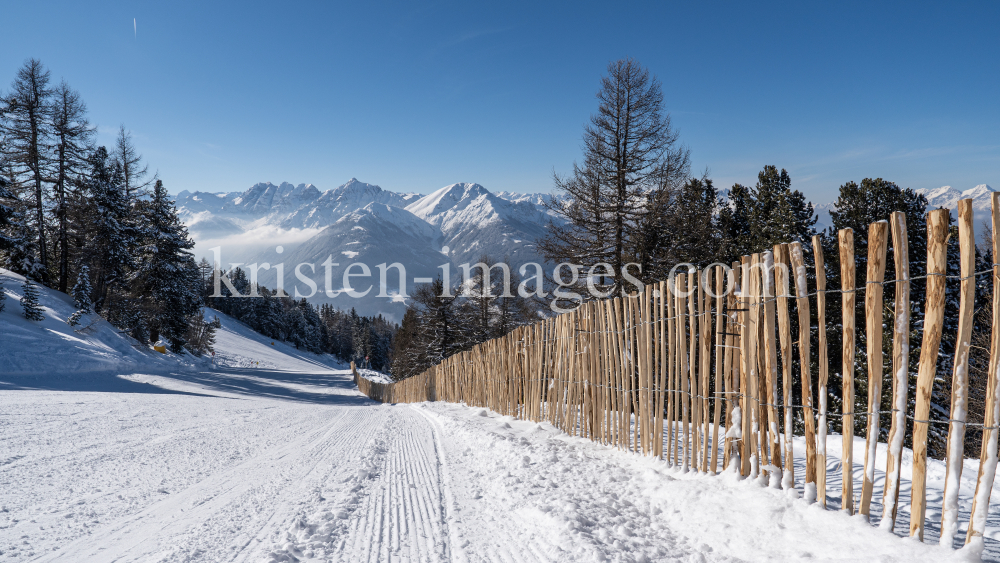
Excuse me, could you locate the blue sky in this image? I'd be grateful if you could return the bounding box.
[2,1,997,204]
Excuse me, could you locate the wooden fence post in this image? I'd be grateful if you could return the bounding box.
[813,234,830,508]
[725,261,741,471]
[698,269,712,473]
[941,199,975,547]
[667,277,678,464]
[967,192,1000,547]
[701,270,713,471]
[712,266,725,474]
[775,244,795,490]
[677,274,691,473]
[644,285,654,454]
[910,208,950,540]
[762,250,782,487]
[615,297,629,450]
[882,211,911,531]
[656,281,669,459]
[690,272,701,469]
[839,228,857,514]
[742,256,756,478]
[860,220,888,519]
[790,242,817,502]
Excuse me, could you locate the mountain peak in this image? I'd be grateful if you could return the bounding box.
[962,184,994,198]
[406,183,492,222]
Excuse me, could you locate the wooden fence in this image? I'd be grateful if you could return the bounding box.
[353,194,1000,551]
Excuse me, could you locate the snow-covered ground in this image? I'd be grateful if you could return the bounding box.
[1,272,997,561]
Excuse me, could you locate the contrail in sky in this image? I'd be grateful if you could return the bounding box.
[134,18,136,38]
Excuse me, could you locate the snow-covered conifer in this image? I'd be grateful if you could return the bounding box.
[132,180,201,351]
[77,147,135,313]
[20,278,43,321]
[67,264,93,326]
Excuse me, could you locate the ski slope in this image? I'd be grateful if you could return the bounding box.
[0,274,995,561]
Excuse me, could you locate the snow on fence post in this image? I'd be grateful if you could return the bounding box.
[812,234,830,508]
[910,208,950,540]
[967,192,1000,548]
[762,250,782,488]
[941,198,976,547]
[860,220,888,520]
[775,244,795,490]
[790,242,817,502]
[712,266,725,474]
[882,211,910,531]
[838,228,857,514]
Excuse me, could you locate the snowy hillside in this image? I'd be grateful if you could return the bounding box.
[0,269,189,377]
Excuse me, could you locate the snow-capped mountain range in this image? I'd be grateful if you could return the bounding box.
[178,179,995,321]
[176,179,560,321]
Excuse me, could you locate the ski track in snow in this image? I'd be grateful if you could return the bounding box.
[1,378,996,562]
[2,307,1000,561]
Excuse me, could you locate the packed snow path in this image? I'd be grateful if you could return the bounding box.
[0,310,991,562]
[0,373,983,563]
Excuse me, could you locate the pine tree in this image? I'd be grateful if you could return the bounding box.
[112,125,154,199]
[77,147,134,313]
[462,253,501,342]
[185,310,221,356]
[390,308,420,380]
[20,278,43,320]
[0,176,17,254]
[541,58,690,296]
[636,174,721,279]
[1,59,53,285]
[49,80,94,293]
[67,263,93,326]
[493,256,536,336]
[132,180,200,350]
[718,165,817,263]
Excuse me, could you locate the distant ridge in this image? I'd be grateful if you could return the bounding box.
[175,180,561,321]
